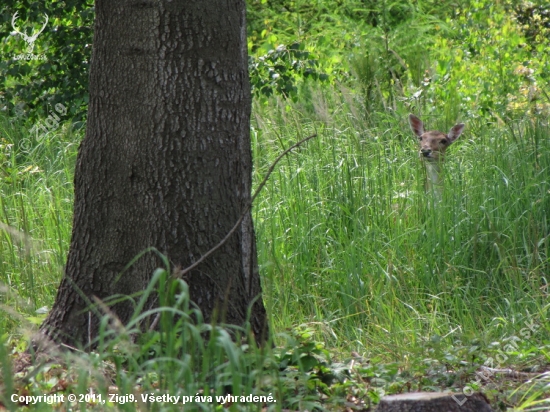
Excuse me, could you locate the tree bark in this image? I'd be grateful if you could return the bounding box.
[40,0,268,347]
[376,392,494,412]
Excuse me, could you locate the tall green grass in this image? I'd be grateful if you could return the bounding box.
[0,115,77,334]
[1,262,285,411]
[1,0,549,409]
[1,89,548,360]
[252,91,550,357]
[0,91,549,410]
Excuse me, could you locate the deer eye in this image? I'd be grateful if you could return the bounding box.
[440,139,448,145]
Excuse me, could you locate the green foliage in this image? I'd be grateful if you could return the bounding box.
[246,0,452,113]
[0,111,76,315]
[246,0,372,101]
[513,0,550,44]
[2,0,550,409]
[249,43,328,100]
[420,0,550,120]
[253,91,550,344]
[0,263,370,411]
[349,3,445,116]
[252,89,550,407]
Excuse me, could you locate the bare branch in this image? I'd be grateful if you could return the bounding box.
[148,133,317,331]
[177,132,317,278]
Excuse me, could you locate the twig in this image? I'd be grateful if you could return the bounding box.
[149,133,317,331]
[479,366,541,380]
[176,132,317,279]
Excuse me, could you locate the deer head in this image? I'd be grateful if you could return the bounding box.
[409,114,464,163]
[11,12,49,53]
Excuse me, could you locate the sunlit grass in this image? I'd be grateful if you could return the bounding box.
[0,114,76,327]
[0,88,549,411]
[252,91,550,360]
[1,0,550,409]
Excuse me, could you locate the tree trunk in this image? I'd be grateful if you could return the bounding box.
[376,392,494,412]
[40,0,268,347]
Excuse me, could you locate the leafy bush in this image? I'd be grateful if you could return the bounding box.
[513,0,550,44]
[406,0,550,120]
[249,42,328,100]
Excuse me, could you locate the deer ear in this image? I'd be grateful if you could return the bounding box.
[447,123,465,142]
[408,114,424,138]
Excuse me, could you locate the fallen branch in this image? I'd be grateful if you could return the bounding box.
[479,366,542,380]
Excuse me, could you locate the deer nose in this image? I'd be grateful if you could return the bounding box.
[421,148,432,157]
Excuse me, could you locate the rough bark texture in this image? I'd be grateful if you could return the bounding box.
[376,392,494,412]
[40,0,268,346]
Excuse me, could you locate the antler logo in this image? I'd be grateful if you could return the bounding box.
[11,12,49,53]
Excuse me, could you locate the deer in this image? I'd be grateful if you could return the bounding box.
[408,114,465,201]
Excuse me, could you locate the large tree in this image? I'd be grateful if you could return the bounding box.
[40,0,268,346]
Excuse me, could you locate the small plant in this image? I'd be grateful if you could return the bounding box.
[249,42,328,100]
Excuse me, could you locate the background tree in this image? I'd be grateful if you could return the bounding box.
[39,0,268,347]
